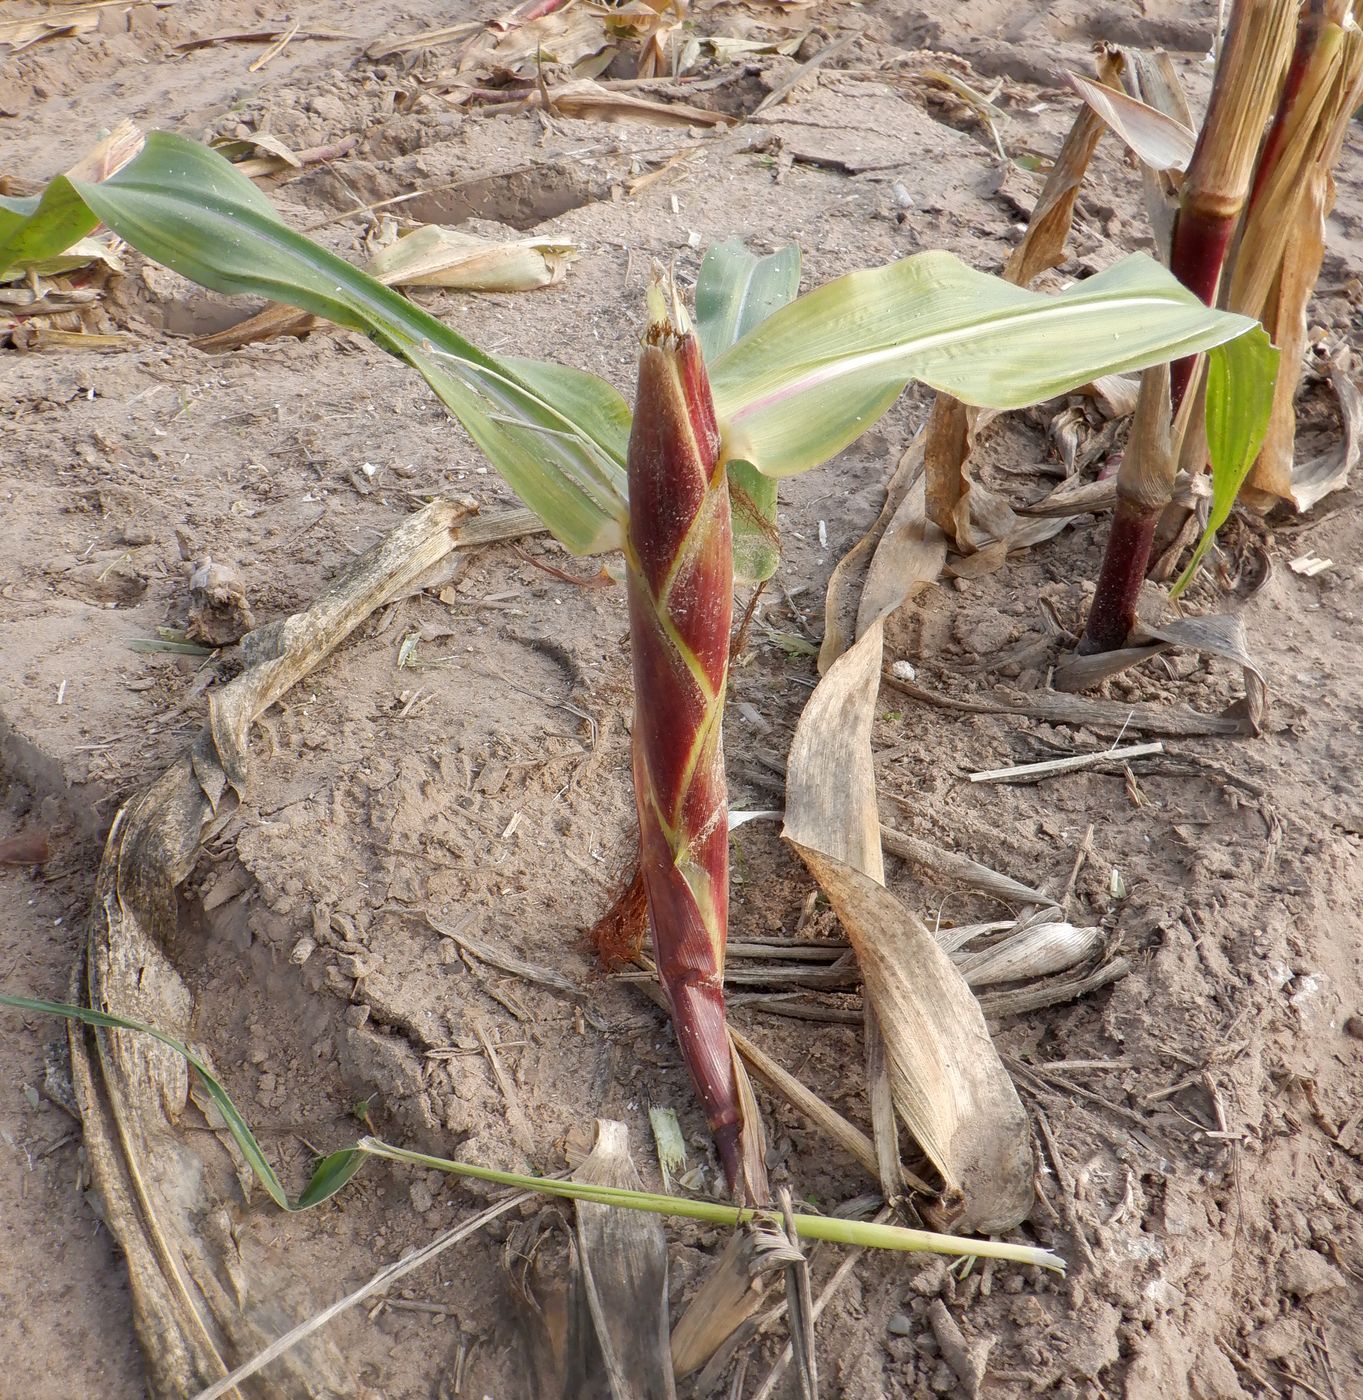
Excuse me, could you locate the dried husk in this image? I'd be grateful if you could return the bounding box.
[365,225,578,291]
[953,921,1105,988]
[670,1225,798,1379]
[1229,1,1363,508]
[1171,0,1296,305]
[791,848,1034,1234]
[569,1121,676,1400]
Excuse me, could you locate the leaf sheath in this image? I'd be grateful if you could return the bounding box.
[627,287,754,1196]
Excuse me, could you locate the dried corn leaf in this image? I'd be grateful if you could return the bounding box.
[1086,373,1141,418]
[791,848,1034,1233]
[194,227,577,351]
[883,669,1253,738]
[953,922,1104,988]
[863,1001,903,1201]
[509,1216,578,1398]
[4,323,128,350]
[444,0,684,94]
[365,20,481,61]
[1053,612,1266,734]
[978,957,1130,1018]
[366,225,577,291]
[671,1222,798,1378]
[209,132,304,179]
[879,824,1054,908]
[1117,48,1193,259]
[1232,7,1363,509]
[66,501,524,1397]
[175,27,356,53]
[1005,46,1124,288]
[571,1121,676,1400]
[1068,73,1195,173]
[794,440,1036,1230]
[818,433,925,671]
[0,234,123,281]
[928,47,1117,547]
[729,1024,881,1183]
[459,0,615,78]
[0,0,126,50]
[521,78,733,126]
[783,617,886,880]
[1277,362,1362,512]
[66,118,147,183]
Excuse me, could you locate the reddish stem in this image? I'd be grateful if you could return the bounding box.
[1167,206,1236,409]
[1247,0,1325,214]
[1078,497,1161,654]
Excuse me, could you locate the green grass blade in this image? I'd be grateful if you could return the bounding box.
[695,239,802,583]
[358,1138,1064,1271]
[1169,324,1279,597]
[710,250,1261,479]
[0,995,362,1210]
[68,132,627,555]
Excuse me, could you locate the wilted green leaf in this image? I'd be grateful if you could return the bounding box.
[1,993,1063,1270]
[0,182,101,281]
[70,132,628,556]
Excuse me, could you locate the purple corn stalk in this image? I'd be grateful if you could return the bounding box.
[1080,0,1295,654]
[625,280,761,1199]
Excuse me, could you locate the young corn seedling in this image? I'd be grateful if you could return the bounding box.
[626,280,758,1195]
[15,129,1265,1193]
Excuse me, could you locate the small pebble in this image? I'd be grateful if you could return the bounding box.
[1344,1015,1363,1041]
[887,1313,914,1337]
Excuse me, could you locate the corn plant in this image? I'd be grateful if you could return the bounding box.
[13,130,1267,1192]
[1079,0,1360,652]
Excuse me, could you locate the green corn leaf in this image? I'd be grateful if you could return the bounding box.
[710,250,1262,479]
[68,132,627,556]
[0,994,364,1209]
[1170,324,1279,597]
[727,465,781,585]
[695,239,802,363]
[695,239,802,583]
[0,183,102,281]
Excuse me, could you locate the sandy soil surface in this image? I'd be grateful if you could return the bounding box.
[2,2,1361,1397]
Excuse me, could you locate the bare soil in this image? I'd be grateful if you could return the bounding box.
[2,2,1361,1398]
